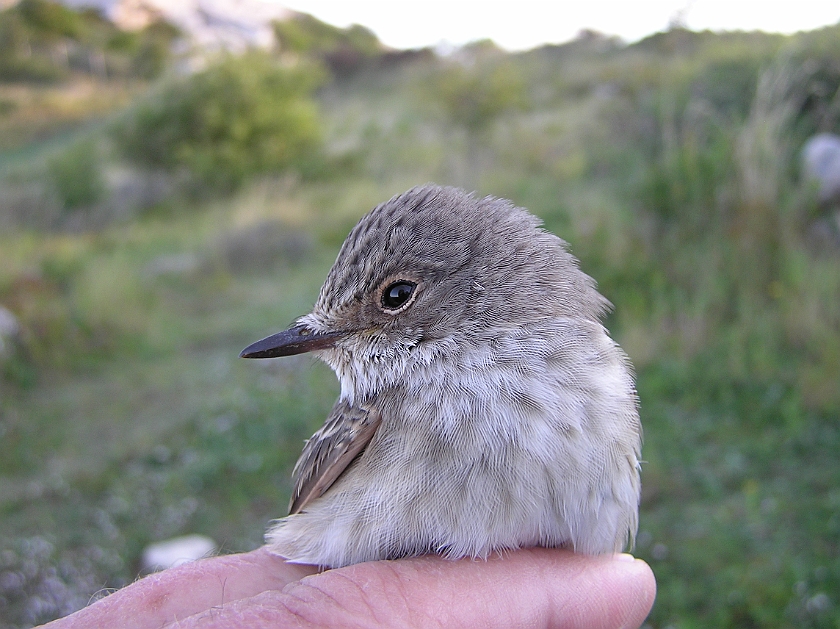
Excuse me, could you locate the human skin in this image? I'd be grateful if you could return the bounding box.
[40,547,656,629]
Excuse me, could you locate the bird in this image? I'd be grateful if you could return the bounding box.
[240,184,641,569]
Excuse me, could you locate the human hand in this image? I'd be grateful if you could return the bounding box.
[40,547,655,628]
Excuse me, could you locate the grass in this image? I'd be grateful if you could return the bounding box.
[0,78,142,157]
[2,25,840,629]
[0,192,342,625]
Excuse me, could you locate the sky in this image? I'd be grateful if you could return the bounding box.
[275,1,840,51]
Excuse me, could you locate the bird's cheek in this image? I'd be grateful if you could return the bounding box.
[314,344,355,374]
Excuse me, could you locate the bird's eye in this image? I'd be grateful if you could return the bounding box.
[381,280,417,311]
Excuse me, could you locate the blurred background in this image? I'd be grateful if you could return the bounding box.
[1,1,839,627]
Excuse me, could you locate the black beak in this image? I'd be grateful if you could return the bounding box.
[239,324,346,359]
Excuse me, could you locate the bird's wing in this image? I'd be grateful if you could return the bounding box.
[288,400,382,515]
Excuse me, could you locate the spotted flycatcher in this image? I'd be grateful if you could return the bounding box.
[241,185,641,568]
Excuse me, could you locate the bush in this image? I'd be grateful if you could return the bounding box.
[47,139,106,210]
[17,0,83,41]
[113,53,326,192]
[273,13,381,77]
[431,56,528,134]
[0,0,178,82]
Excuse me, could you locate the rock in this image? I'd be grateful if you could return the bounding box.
[62,0,294,52]
[141,534,217,573]
[802,133,840,205]
[0,305,20,360]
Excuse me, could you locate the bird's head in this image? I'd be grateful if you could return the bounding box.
[240,185,609,402]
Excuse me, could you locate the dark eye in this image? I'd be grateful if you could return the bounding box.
[382,281,417,310]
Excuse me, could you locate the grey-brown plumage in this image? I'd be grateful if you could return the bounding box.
[240,185,641,568]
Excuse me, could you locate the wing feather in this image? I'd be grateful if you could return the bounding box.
[288,400,381,515]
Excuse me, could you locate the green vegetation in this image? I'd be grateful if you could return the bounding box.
[0,0,178,82]
[1,9,840,628]
[113,52,326,192]
[431,41,527,133]
[273,12,382,77]
[46,137,105,209]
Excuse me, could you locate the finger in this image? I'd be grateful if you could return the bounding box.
[39,548,319,629]
[169,549,656,629]
[290,549,656,629]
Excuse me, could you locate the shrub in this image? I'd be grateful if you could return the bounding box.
[47,139,106,210]
[0,0,178,82]
[273,13,381,77]
[113,52,325,193]
[431,57,528,134]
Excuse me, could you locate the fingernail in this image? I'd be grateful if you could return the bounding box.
[615,553,637,562]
